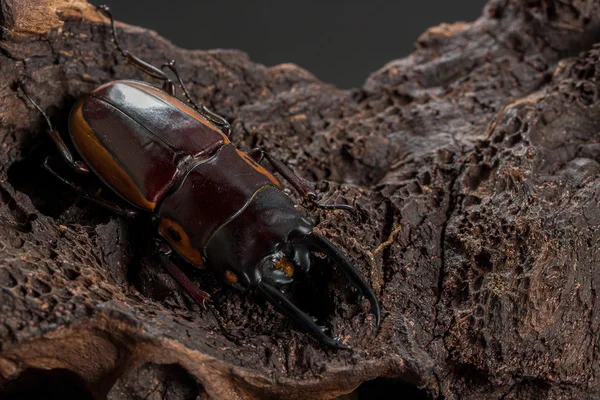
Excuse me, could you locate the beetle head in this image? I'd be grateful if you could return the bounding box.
[204,186,380,348]
[203,186,313,286]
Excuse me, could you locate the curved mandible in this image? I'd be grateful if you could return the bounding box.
[257,275,350,349]
[307,233,381,325]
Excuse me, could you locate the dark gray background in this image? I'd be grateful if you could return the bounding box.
[96,1,484,89]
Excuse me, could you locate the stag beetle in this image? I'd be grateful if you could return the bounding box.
[19,5,380,349]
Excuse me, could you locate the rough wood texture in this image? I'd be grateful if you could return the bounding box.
[1,0,600,398]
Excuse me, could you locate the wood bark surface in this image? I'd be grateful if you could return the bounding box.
[1,0,600,399]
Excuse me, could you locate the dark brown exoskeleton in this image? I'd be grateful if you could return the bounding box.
[19,5,379,348]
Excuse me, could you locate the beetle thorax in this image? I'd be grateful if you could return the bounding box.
[204,186,313,286]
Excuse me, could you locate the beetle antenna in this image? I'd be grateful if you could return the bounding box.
[18,84,54,131]
[306,193,358,217]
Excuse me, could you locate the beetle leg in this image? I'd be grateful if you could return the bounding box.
[96,6,175,89]
[257,277,350,349]
[18,85,90,175]
[96,5,232,137]
[43,158,138,218]
[158,246,210,308]
[157,244,248,344]
[247,148,356,215]
[306,233,381,325]
[160,60,232,138]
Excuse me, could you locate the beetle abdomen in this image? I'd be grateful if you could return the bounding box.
[158,144,281,266]
[69,80,229,210]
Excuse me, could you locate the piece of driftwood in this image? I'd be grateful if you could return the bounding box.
[1,0,600,398]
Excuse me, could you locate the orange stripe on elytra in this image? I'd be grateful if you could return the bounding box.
[69,101,156,210]
[236,149,282,188]
[159,217,205,266]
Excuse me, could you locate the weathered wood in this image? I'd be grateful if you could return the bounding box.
[1,0,600,398]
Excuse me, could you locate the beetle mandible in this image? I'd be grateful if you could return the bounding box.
[20,5,380,349]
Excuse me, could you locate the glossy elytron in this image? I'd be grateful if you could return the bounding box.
[22,5,380,348]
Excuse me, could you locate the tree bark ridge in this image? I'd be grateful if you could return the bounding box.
[1,1,600,399]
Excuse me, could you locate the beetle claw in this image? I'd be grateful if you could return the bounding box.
[307,233,381,326]
[257,280,350,349]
